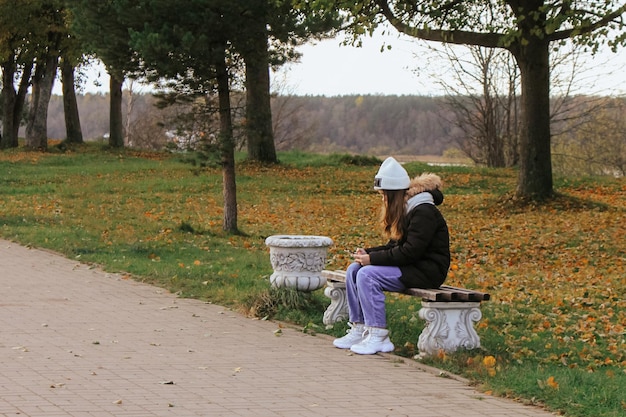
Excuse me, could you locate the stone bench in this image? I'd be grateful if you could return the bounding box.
[322,270,490,357]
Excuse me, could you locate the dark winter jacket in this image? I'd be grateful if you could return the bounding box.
[366,174,451,288]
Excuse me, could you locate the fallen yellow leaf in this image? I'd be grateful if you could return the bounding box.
[546,376,559,390]
[483,356,496,367]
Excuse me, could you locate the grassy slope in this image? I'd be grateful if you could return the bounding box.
[1,145,625,417]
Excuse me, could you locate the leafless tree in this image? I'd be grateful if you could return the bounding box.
[417,41,606,168]
[553,97,626,177]
[270,74,318,151]
[420,44,520,167]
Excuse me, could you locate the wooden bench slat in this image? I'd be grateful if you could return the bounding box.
[439,285,491,302]
[406,286,489,302]
[405,287,452,301]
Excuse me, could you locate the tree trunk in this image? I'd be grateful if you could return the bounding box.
[1,58,41,149]
[109,73,125,148]
[243,31,277,163]
[124,81,135,147]
[216,47,239,234]
[26,63,43,144]
[61,59,84,144]
[1,59,19,149]
[513,39,553,200]
[504,71,520,167]
[25,54,58,150]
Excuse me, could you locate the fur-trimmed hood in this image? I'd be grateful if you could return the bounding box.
[406,173,444,206]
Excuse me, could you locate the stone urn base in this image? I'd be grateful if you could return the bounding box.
[265,235,333,292]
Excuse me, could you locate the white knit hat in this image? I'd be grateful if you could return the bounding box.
[374,157,410,190]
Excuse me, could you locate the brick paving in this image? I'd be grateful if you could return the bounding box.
[0,239,556,417]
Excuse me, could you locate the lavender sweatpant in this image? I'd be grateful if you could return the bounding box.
[345,262,406,328]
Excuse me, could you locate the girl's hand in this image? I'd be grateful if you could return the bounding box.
[353,249,370,266]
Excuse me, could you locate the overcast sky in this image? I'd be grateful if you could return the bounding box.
[72,29,626,97]
[274,30,626,97]
[273,32,434,96]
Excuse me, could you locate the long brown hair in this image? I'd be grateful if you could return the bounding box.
[380,189,406,240]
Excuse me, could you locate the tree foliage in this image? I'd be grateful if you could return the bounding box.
[0,0,82,149]
[66,0,340,161]
[24,0,73,150]
[0,0,44,148]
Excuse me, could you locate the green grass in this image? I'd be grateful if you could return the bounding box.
[1,143,625,417]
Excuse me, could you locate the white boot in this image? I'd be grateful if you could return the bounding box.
[333,323,366,349]
[350,326,394,355]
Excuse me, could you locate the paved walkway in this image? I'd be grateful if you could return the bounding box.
[0,239,556,417]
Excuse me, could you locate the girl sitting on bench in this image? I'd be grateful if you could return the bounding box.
[333,157,450,355]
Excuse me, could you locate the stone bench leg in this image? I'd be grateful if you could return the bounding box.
[323,280,349,325]
[417,301,482,357]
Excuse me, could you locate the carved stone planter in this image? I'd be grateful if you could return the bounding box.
[265,235,333,292]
